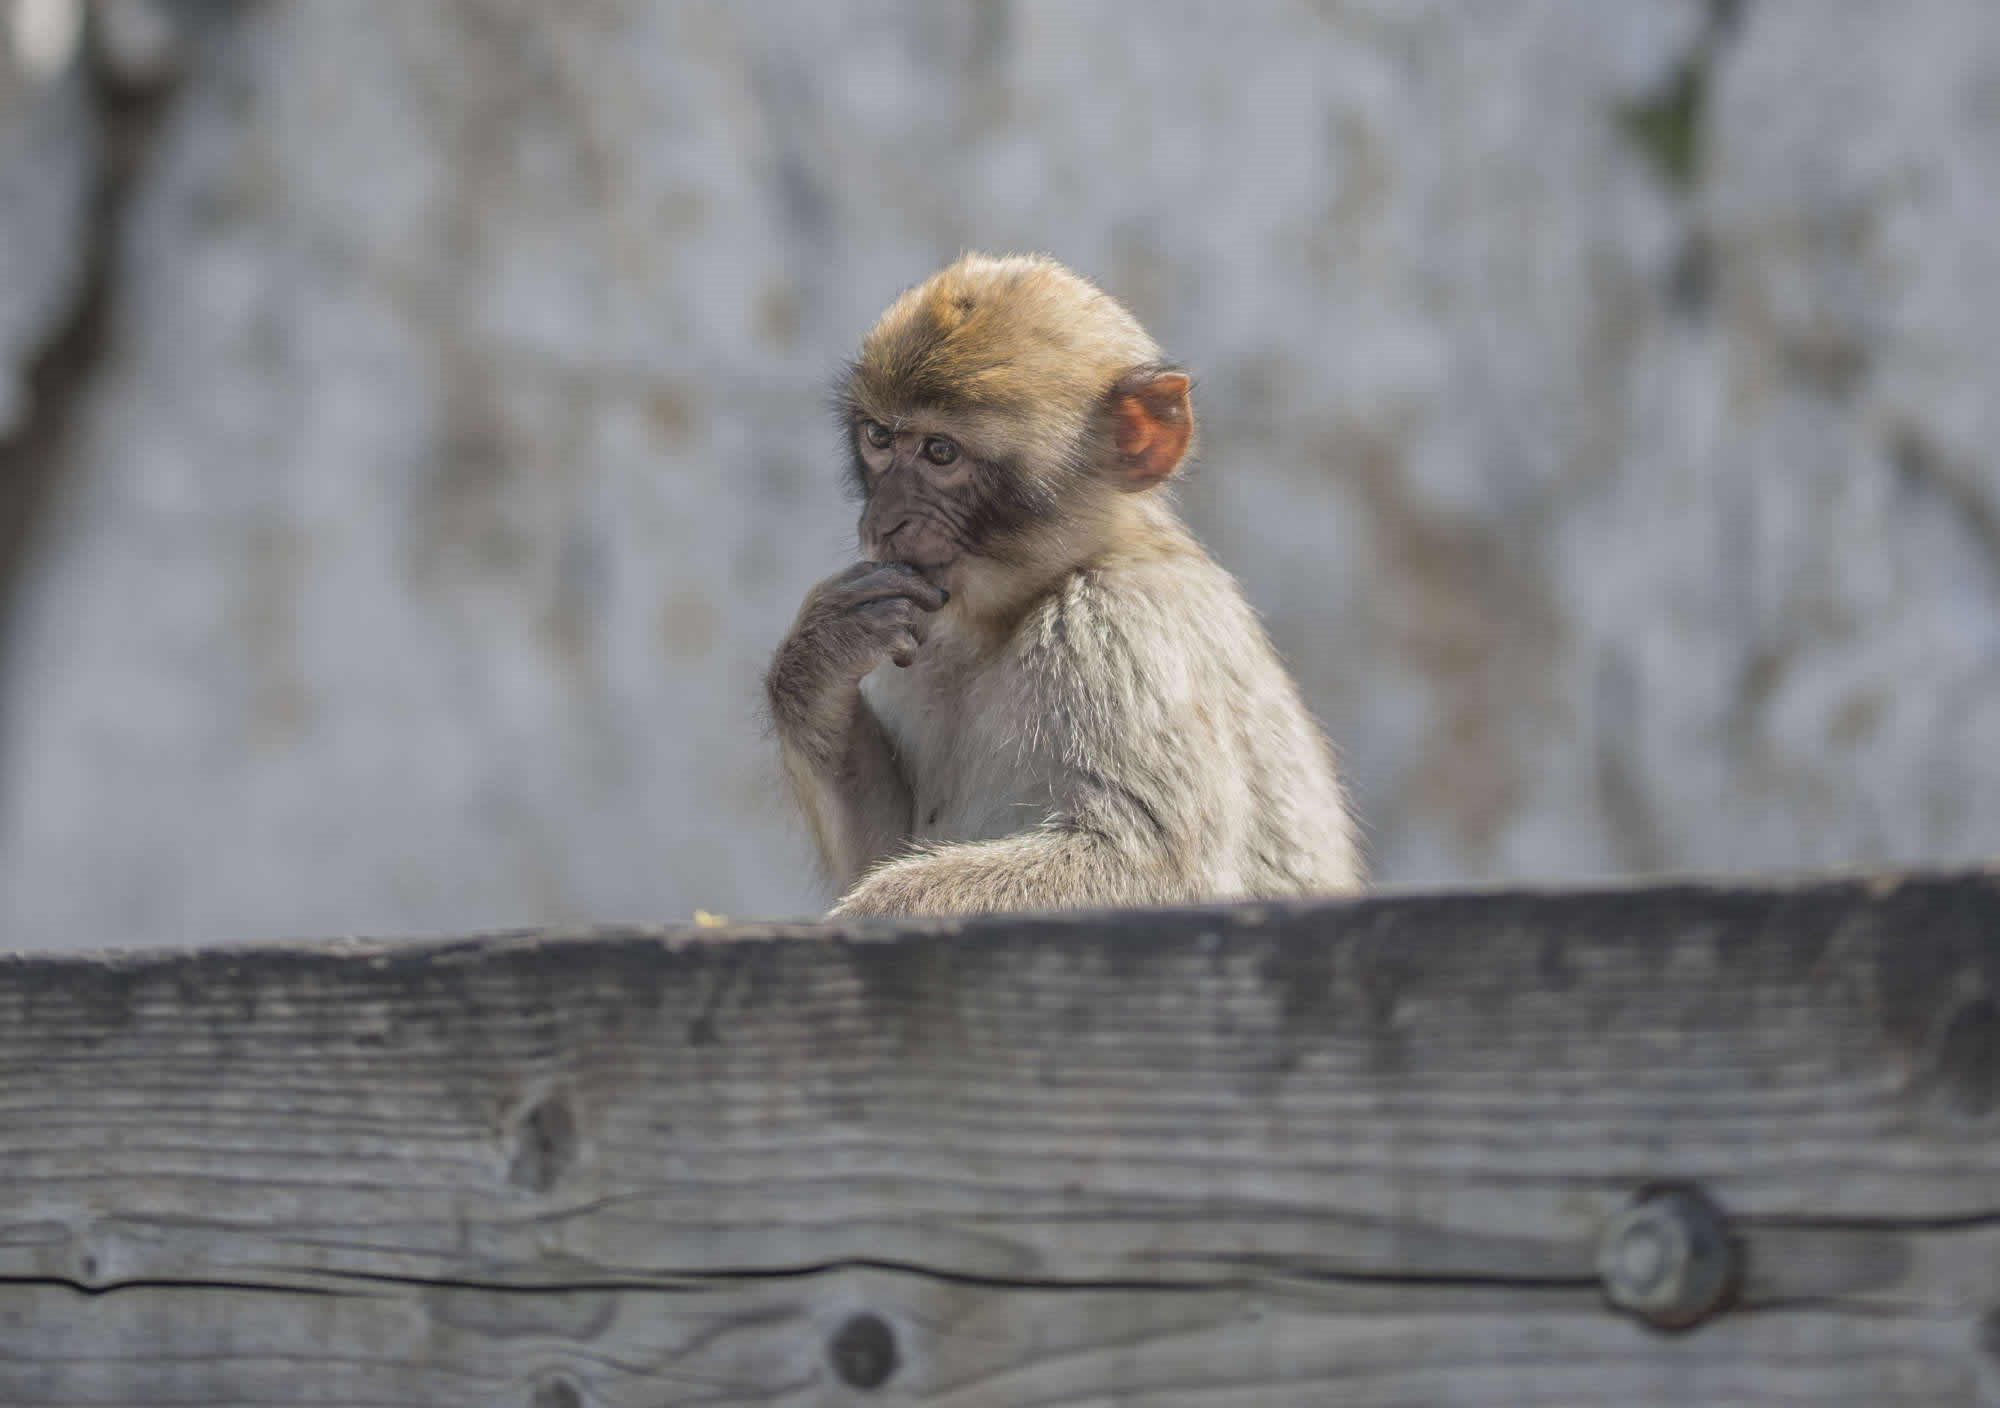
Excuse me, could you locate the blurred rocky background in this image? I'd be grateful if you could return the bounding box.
[0,0,1995,950]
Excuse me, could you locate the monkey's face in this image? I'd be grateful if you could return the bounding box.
[849,415,995,576]
[841,254,1196,587]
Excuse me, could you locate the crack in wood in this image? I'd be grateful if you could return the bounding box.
[0,1273,358,1299]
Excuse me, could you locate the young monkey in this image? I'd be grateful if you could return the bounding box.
[766,253,1362,917]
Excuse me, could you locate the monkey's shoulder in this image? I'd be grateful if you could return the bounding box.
[1016,552,1270,673]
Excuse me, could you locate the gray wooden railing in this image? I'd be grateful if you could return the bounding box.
[2,872,1997,1404]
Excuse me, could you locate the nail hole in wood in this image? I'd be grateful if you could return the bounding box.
[829,1312,898,1390]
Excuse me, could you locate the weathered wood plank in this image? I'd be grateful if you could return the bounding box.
[3,1279,1990,1406]
[0,873,1996,1404]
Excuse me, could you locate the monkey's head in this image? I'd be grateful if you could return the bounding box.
[840,253,1195,597]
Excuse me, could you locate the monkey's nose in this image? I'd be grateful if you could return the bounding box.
[879,518,916,552]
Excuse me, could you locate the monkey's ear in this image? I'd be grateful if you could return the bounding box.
[1108,370,1194,489]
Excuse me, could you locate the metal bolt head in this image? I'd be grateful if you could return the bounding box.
[1597,1185,1738,1330]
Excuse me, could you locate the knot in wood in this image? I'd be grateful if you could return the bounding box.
[506,1090,578,1193]
[1932,997,1999,1120]
[1597,1185,1737,1330]
[532,1378,583,1408]
[828,1312,899,1390]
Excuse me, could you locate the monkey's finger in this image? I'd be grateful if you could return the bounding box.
[855,597,917,626]
[855,600,920,654]
[885,573,950,612]
[889,630,922,668]
[836,559,908,584]
[850,560,929,584]
[817,561,918,604]
[841,567,949,612]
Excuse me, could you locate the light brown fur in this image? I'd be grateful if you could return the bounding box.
[767,253,1362,917]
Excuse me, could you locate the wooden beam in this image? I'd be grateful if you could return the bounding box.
[1,873,1996,1404]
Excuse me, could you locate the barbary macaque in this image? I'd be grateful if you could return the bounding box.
[766,254,1361,916]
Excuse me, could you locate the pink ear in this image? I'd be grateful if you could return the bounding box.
[1110,371,1194,487]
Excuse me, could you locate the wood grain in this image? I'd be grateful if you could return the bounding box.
[1,873,1997,1404]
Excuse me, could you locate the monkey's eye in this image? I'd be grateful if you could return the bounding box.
[922,436,960,466]
[861,420,893,450]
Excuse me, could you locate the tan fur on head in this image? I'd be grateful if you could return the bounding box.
[845,253,1167,474]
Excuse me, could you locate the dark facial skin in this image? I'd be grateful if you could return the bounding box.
[851,418,976,577]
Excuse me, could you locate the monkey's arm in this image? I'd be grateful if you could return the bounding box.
[767,562,944,892]
[777,696,913,892]
[830,826,1170,919]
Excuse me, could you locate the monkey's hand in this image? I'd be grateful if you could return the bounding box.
[767,561,945,766]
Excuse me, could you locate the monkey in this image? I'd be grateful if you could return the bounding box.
[765,253,1362,918]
